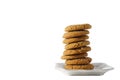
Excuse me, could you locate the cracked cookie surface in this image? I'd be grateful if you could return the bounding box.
[65,41,90,49]
[65,24,91,32]
[63,46,91,55]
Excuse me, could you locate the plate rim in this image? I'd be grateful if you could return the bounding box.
[55,62,114,73]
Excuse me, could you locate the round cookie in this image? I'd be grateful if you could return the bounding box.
[65,57,92,65]
[61,53,88,60]
[65,41,90,49]
[65,24,92,32]
[63,35,89,44]
[63,46,91,55]
[64,64,94,70]
[63,30,89,39]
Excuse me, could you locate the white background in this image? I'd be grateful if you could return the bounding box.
[0,0,120,80]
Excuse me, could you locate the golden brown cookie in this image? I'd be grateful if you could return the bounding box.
[65,57,92,65]
[65,24,92,32]
[63,46,91,55]
[63,30,89,39]
[65,41,90,49]
[63,35,89,44]
[61,53,88,60]
[64,64,94,70]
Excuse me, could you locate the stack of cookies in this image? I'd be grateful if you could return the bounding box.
[61,24,94,70]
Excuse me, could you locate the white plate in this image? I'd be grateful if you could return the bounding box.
[55,63,114,76]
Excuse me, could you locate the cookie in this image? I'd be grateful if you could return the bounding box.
[65,24,92,32]
[64,64,94,70]
[65,41,90,49]
[61,53,88,60]
[65,57,92,65]
[63,30,89,39]
[63,35,89,44]
[63,46,91,55]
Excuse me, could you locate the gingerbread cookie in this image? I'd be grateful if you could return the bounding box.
[63,35,89,44]
[65,57,92,65]
[65,41,90,49]
[61,53,88,60]
[63,30,89,39]
[63,46,91,56]
[65,24,91,32]
[65,64,94,70]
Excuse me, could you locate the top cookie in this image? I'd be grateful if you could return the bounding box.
[65,24,91,32]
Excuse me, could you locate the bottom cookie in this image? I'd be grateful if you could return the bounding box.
[65,64,94,70]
